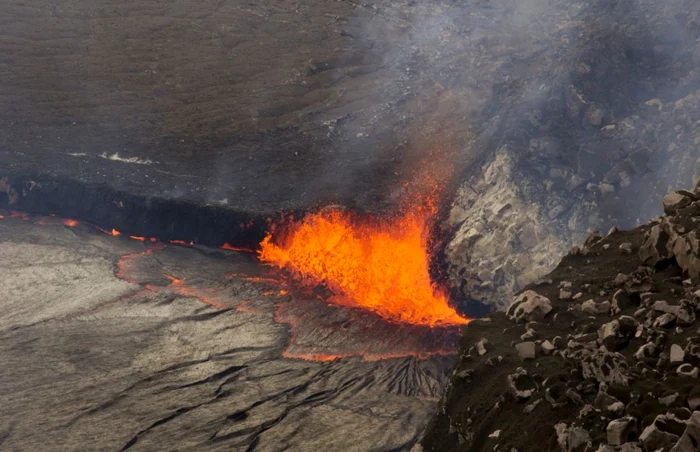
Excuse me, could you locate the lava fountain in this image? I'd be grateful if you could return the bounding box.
[259,200,469,327]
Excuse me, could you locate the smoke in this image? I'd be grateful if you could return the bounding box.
[3,0,699,225]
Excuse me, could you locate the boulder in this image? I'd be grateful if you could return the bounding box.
[654,312,677,329]
[621,269,654,295]
[654,300,681,315]
[598,317,636,351]
[607,416,637,446]
[639,223,675,266]
[677,364,699,378]
[582,299,611,315]
[640,414,683,452]
[672,232,700,278]
[663,192,693,214]
[507,290,553,323]
[635,342,657,360]
[660,393,680,406]
[476,338,490,356]
[611,290,633,316]
[515,341,537,360]
[671,344,686,364]
[555,422,591,452]
[619,243,633,255]
[677,304,697,326]
[541,340,556,355]
[669,411,700,452]
[598,320,621,350]
[581,350,629,385]
[594,391,624,415]
[508,368,538,400]
[688,395,700,411]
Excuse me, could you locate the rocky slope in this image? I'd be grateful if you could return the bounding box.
[443,0,700,309]
[422,183,700,451]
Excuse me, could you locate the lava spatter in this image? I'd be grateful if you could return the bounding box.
[259,205,468,327]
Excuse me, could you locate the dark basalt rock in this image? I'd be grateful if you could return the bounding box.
[422,183,700,451]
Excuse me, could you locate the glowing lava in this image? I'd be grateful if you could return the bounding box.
[221,242,255,253]
[259,206,469,327]
[96,226,121,236]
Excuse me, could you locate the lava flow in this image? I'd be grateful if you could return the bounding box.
[259,203,469,327]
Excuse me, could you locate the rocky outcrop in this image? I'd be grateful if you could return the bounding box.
[423,182,700,451]
[444,0,700,310]
[445,150,591,310]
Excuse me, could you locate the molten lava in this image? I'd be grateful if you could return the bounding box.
[259,206,469,327]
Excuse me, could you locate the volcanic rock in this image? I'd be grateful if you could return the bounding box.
[583,299,611,315]
[635,342,657,360]
[581,350,629,386]
[607,416,637,446]
[664,192,694,214]
[654,300,681,316]
[622,269,655,295]
[639,223,676,266]
[515,342,537,360]
[594,391,625,415]
[670,344,686,364]
[660,393,681,406]
[508,368,538,400]
[507,290,553,323]
[619,243,634,255]
[555,423,591,452]
[426,186,700,452]
[670,411,700,452]
[677,364,699,378]
[654,313,677,329]
[672,233,700,278]
[689,395,700,411]
[542,340,556,355]
[476,338,490,356]
[612,290,634,316]
[639,414,684,452]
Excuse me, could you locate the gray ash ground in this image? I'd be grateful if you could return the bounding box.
[0,214,461,451]
[422,184,700,451]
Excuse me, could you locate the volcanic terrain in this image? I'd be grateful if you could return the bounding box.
[3,0,700,451]
[422,184,700,452]
[0,212,459,451]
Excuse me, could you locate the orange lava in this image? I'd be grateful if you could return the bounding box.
[164,274,184,285]
[170,239,194,246]
[221,242,255,253]
[96,226,121,236]
[161,273,227,309]
[63,219,78,227]
[116,249,155,283]
[10,211,30,220]
[259,206,469,327]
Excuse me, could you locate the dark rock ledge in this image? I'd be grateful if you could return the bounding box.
[422,181,700,452]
